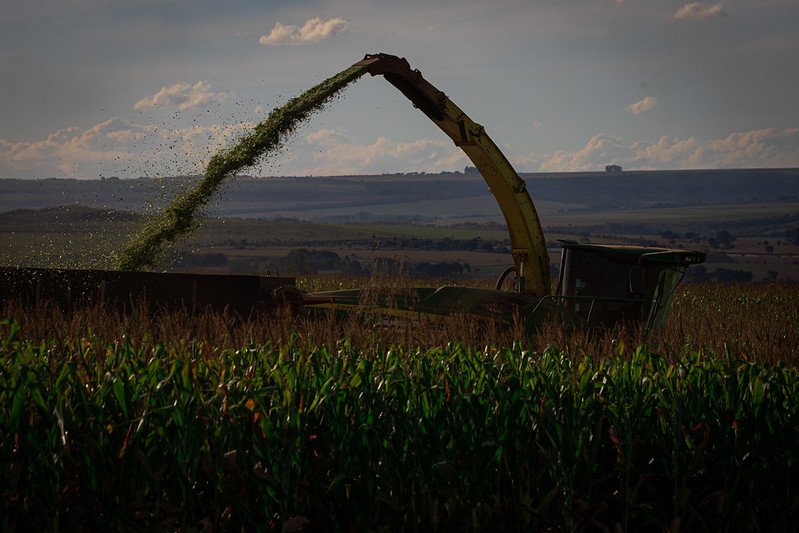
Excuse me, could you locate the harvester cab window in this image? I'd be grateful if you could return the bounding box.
[557,245,648,327]
[628,265,646,299]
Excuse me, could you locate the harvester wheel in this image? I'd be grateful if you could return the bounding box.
[496,265,519,292]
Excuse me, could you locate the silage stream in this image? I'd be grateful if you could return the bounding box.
[116,64,368,271]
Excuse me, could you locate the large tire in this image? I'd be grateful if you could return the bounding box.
[496,265,518,292]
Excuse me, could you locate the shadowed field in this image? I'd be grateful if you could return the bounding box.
[1,279,797,531]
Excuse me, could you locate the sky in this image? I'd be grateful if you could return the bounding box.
[1,0,798,180]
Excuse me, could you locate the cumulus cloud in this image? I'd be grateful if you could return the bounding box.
[521,134,630,172]
[134,81,228,111]
[673,2,726,20]
[305,129,351,147]
[626,96,659,115]
[259,17,350,46]
[298,129,466,175]
[515,128,799,172]
[0,118,257,179]
[0,118,154,178]
[3,119,798,180]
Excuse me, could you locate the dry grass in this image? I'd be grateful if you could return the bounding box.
[660,281,799,363]
[2,277,796,363]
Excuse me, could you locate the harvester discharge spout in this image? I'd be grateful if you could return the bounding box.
[354,53,551,298]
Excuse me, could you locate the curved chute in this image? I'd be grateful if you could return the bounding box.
[354,54,550,297]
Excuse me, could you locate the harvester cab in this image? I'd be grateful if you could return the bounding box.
[556,242,705,332]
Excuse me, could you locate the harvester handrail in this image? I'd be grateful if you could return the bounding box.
[354,53,550,298]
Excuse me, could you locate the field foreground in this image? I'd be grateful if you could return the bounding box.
[1,281,798,531]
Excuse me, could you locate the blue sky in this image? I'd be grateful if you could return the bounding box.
[1,0,798,179]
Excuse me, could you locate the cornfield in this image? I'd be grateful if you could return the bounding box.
[1,280,798,531]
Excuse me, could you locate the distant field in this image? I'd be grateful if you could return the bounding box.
[332,223,510,241]
[2,168,798,221]
[1,198,797,281]
[542,201,799,230]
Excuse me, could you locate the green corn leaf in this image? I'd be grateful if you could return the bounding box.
[1,318,20,348]
[113,376,129,419]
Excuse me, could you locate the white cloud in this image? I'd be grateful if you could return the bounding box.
[515,128,799,172]
[522,134,629,172]
[626,96,659,115]
[259,17,350,46]
[688,128,799,168]
[0,118,154,178]
[299,129,466,175]
[3,118,798,180]
[673,2,726,20]
[0,118,255,179]
[305,129,351,147]
[134,81,228,111]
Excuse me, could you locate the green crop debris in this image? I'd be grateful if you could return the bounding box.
[116,64,368,271]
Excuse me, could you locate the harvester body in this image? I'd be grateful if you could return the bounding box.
[300,54,706,336]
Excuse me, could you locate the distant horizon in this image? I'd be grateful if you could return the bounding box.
[3,165,799,182]
[3,168,796,222]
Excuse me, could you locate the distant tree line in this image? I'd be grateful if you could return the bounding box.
[377,236,507,253]
[258,249,473,279]
[213,235,510,254]
[685,266,754,283]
